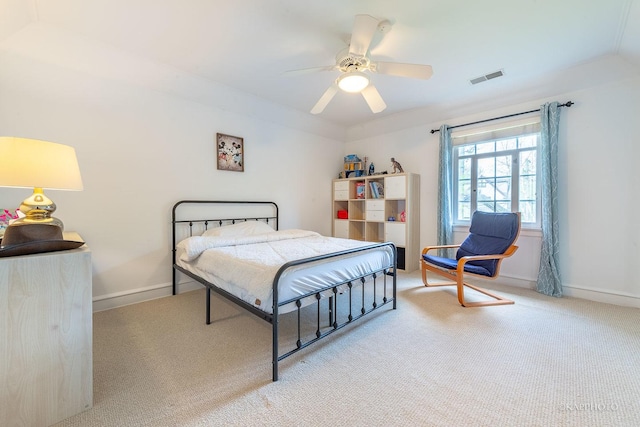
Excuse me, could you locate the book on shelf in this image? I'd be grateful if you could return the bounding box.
[370,181,384,198]
[369,181,378,198]
[355,182,365,199]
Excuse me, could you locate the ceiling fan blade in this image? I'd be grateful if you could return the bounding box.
[361,84,387,113]
[373,62,433,80]
[282,65,337,77]
[349,14,379,57]
[310,84,339,114]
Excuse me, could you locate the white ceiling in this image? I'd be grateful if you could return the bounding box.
[2,0,639,128]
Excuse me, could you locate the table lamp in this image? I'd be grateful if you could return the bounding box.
[0,137,84,256]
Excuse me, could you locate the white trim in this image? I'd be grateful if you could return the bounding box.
[92,277,640,312]
[479,274,640,308]
[475,274,535,290]
[92,280,203,312]
[519,227,542,237]
[562,284,640,308]
[453,224,541,237]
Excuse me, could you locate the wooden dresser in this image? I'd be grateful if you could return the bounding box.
[0,235,92,426]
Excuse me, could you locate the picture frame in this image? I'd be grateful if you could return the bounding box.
[216,133,244,172]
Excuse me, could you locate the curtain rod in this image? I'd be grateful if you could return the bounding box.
[429,101,574,134]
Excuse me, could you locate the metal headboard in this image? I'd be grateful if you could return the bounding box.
[171,200,279,294]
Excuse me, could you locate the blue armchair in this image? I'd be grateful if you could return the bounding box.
[421,211,521,307]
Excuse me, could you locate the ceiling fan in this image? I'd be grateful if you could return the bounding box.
[285,14,433,115]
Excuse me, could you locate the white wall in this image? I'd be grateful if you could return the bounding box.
[0,35,345,310]
[345,76,640,307]
[2,21,639,309]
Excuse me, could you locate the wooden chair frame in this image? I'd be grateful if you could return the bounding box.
[421,213,521,307]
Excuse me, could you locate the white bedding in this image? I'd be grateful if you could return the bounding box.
[176,229,394,313]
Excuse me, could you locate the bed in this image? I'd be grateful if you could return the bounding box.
[171,200,397,381]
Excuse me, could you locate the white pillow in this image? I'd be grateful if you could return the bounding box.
[202,220,275,237]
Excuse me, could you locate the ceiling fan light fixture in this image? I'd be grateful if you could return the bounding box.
[337,71,370,93]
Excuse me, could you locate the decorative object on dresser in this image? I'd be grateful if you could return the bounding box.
[0,137,84,257]
[0,208,19,238]
[172,200,397,381]
[216,133,244,172]
[332,172,420,272]
[0,223,85,257]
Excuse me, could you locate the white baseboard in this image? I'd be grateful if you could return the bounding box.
[92,280,202,312]
[480,274,640,308]
[561,285,640,308]
[475,274,536,290]
[93,275,640,312]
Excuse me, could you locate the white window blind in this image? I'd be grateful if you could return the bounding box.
[451,116,541,145]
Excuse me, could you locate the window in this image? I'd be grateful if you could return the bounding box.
[453,122,540,226]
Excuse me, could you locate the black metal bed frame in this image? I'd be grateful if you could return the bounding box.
[172,200,397,381]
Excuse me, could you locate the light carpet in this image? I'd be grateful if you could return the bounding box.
[54,271,640,427]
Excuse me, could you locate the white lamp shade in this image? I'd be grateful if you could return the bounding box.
[0,137,83,191]
[337,72,370,93]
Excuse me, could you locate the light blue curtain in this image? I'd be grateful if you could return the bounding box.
[437,124,453,257]
[537,102,562,297]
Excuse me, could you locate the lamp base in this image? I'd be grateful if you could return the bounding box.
[17,187,64,230]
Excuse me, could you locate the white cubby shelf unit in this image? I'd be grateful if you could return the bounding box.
[332,173,420,272]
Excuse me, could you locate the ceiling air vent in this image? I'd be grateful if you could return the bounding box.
[470,69,504,85]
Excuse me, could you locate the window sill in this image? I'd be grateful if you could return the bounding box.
[453,224,542,238]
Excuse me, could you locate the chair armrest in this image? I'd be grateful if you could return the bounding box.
[422,244,461,255]
[456,245,519,270]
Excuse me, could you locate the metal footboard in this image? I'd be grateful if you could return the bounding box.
[271,241,397,381]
